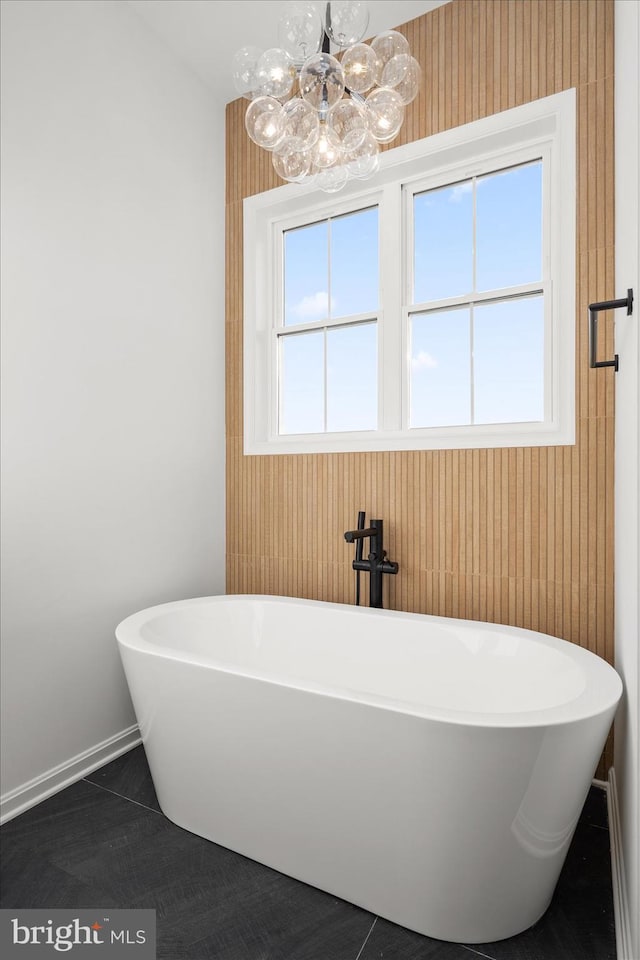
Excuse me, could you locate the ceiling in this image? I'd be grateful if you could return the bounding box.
[127,0,449,104]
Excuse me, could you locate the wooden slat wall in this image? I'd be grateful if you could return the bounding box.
[226,0,615,774]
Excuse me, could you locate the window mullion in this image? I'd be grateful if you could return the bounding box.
[380,181,403,432]
[323,327,328,433]
[403,183,413,431]
[472,176,477,294]
[271,225,284,439]
[273,326,281,437]
[470,303,475,426]
[327,215,332,320]
[325,220,331,432]
[470,178,476,425]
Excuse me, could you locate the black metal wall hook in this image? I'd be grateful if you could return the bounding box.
[589,288,634,372]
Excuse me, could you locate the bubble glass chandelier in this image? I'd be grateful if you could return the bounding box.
[232,1,421,193]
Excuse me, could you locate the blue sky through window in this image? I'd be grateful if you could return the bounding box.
[280,330,324,434]
[327,323,377,432]
[411,308,471,427]
[280,160,544,435]
[476,164,542,290]
[281,207,379,434]
[414,182,473,302]
[284,208,378,325]
[284,221,329,325]
[474,296,544,423]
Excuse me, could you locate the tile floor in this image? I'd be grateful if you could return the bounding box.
[0,747,616,959]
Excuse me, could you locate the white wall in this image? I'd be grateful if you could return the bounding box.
[614,1,640,957]
[0,0,225,811]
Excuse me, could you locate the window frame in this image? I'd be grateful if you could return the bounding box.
[243,89,576,455]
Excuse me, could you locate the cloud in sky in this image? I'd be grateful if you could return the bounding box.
[417,179,472,208]
[449,180,473,202]
[411,350,438,371]
[290,290,335,321]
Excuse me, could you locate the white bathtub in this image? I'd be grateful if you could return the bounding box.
[116,595,621,943]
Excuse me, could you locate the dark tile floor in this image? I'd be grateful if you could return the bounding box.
[0,747,616,959]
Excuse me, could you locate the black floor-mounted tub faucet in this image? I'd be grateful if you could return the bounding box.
[344,511,398,609]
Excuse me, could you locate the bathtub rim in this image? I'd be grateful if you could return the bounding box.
[115,594,622,731]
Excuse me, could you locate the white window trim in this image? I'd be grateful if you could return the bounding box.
[243,89,576,455]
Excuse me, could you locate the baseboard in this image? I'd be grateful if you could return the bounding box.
[0,724,141,826]
[608,767,634,960]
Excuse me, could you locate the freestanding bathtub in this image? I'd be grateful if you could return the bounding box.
[116,595,621,943]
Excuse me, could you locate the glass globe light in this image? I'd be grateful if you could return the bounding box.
[232,46,263,100]
[341,42,378,94]
[327,98,368,148]
[311,124,343,170]
[272,141,313,182]
[315,164,350,193]
[344,129,380,179]
[382,54,421,105]
[277,2,323,66]
[365,87,405,143]
[282,97,319,150]
[351,152,380,180]
[325,1,369,48]
[371,30,411,83]
[299,53,345,110]
[256,48,295,99]
[245,96,286,150]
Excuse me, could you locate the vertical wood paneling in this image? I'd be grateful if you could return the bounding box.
[225,0,615,775]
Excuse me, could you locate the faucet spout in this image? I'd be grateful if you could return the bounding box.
[344,527,376,543]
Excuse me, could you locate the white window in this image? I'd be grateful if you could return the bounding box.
[244,90,575,455]
[279,206,380,434]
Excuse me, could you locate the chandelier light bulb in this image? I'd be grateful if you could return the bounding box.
[277,2,324,66]
[245,96,286,150]
[382,54,422,105]
[341,42,378,94]
[365,86,405,142]
[327,98,369,149]
[272,141,313,182]
[312,124,343,170]
[232,45,263,100]
[300,52,346,109]
[256,48,296,99]
[371,30,411,83]
[282,97,320,150]
[344,128,380,179]
[314,164,350,193]
[325,1,370,48]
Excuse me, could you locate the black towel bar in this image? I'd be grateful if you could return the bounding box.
[589,288,634,372]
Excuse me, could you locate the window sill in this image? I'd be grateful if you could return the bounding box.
[244,420,576,456]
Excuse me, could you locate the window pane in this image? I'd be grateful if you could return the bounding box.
[410,309,471,427]
[284,221,329,325]
[476,162,542,291]
[414,180,473,303]
[331,208,378,318]
[327,323,377,432]
[280,331,324,434]
[474,296,544,424]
